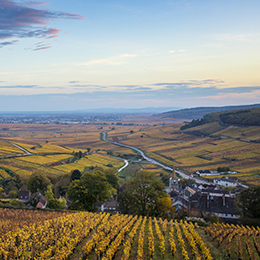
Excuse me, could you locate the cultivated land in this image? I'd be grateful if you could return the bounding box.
[0,114,259,186]
[2,208,260,260]
[106,122,260,186]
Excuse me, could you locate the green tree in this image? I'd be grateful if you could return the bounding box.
[46,198,63,210]
[71,169,82,181]
[9,190,18,198]
[45,184,65,210]
[27,173,51,194]
[118,170,172,217]
[68,170,114,211]
[59,197,67,209]
[45,184,54,200]
[0,187,4,198]
[117,186,136,215]
[237,186,260,225]
[54,173,71,197]
[153,196,175,219]
[105,168,119,190]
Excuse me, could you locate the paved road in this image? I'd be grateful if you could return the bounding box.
[8,141,33,155]
[102,132,212,185]
[118,159,129,172]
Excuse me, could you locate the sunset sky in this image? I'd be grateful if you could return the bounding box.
[1,0,260,111]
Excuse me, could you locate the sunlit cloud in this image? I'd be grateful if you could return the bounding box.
[76,54,137,66]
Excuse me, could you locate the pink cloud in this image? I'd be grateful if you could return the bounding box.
[27,1,49,6]
[0,0,83,49]
[198,89,260,101]
[34,45,51,51]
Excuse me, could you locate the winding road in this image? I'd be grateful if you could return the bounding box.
[8,141,33,155]
[102,132,212,185]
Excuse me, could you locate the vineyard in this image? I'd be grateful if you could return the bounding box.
[0,208,214,260]
[2,208,259,260]
[1,207,260,259]
[205,223,260,259]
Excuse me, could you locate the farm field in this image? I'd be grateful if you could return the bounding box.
[0,123,135,156]
[3,208,256,260]
[107,123,260,186]
[0,140,23,156]
[0,153,125,179]
[0,124,136,179]
[53,153,125,172]
[0,121,259,186]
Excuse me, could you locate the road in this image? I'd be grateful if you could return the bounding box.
[118,159,129,172]
[102,132,212,185]
[8,141,33,155]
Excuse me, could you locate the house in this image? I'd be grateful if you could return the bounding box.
[196,170,214,176]
[213,177,238,187]
[30,192,48,209]
[192,189,240,223]
[101,200,118,213]
[18,190,30,203]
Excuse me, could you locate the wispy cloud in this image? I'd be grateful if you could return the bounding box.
[69,81,80,84]
[1,85,260,111]
[169,49,186,54]
[77,54,137,66]
[26,1,49,6]
[0,0,83,49]
[0,40,18,48]
[212,33,260,42]
[34,42,51,51]
[0,85,38,88]
[153,79,225,88]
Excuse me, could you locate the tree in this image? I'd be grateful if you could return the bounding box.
[217,167,230,173]
[46,198,63,210]
[68,170,114,211]
[27,173,51,194]
[45,184,65,210]
[237,186,260,225]
[87,147,91,153]
[54,173,70,197]
[153,196,175,219]
[105,168,119,190]
[179,178,196,187]
[70,169,82,181]
[118,170,173,217]
[0,187,4,198]
[9,190,18,198]
[45,184,54,200]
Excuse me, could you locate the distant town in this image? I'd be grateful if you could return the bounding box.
[0,112,141,125]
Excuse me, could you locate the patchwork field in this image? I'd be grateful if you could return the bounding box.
[107,123,260,186]
[0,121,259,186]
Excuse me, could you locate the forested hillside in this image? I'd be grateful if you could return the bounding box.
[181,108,260,130]
[157,103,260,120]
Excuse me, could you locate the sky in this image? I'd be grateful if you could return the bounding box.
[0,0,260,111]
